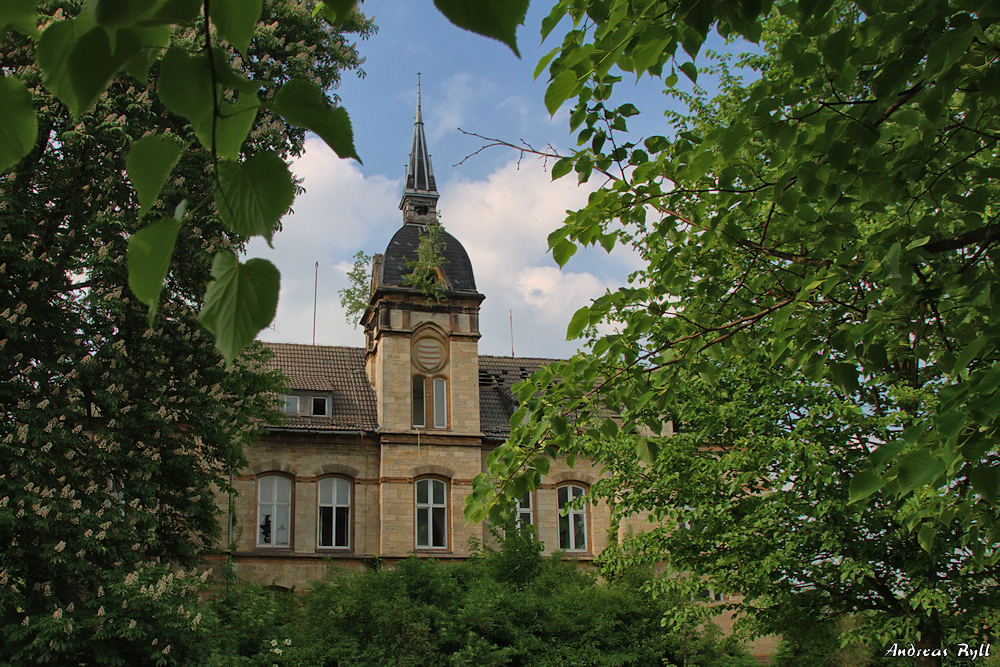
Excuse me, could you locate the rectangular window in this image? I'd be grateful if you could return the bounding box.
[516,493,532,527]
[281,395,298,415]
[433,378,447,427]
[412,377,425,428]
[311,396,328,416]
[415,478,447,548]
[318,477,350,548]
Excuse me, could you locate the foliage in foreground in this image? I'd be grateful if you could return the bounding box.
[0,1,366,663]
[201,529,756,667]
[468,1,1000,663]
[597,360,1000,661]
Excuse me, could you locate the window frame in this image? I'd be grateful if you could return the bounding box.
[317,476,351,550]
[557,484,588,552]
[433,377,447,428]
[257,474,293,548]
[412,376,426,428]
[516,492,533,527]
[414,477,448,549]
[310,396,329,417]
[280,395,299,415]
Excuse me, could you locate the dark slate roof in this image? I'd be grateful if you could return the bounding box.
[377,224,478,293]
[261,343,558,439]
[479,355,558,439]
[263,342,378,431]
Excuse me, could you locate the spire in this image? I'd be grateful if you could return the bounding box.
[400,74,439,223]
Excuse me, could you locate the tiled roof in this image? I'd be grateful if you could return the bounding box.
[262,343,378,431]
[261,343,559,439]
[479,355,558,439]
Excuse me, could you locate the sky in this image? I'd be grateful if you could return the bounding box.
[246,1,724,359]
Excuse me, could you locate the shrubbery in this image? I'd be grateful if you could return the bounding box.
[196,527,757,666]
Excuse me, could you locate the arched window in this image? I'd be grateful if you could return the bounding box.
[257,475,291,547]
[557,484,587,551]
[415,478,447,549]
[317,477,351,549]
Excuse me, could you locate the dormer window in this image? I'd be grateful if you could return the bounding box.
[280,395,298,415]
[311,396,328,416]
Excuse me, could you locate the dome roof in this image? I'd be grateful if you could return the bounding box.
[376,223,478,293]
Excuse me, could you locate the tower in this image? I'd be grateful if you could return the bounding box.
[362,79,486,553]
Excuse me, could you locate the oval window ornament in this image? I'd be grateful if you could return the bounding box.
[413,337,446,372]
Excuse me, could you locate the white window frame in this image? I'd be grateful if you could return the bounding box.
[280,395,299,415]
[557,484,587,551]
[317,477,351,549]
[412,377,426,428]
[516,492,533,527]
[433,378,447,427]
[415,478,447,549]
[257,475,292,547]
[310,396,328,417]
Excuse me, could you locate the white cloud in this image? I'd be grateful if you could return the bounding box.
[245,138,398,346]
[248,140,639,359]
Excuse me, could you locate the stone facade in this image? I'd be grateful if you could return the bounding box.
[218,90,615,590]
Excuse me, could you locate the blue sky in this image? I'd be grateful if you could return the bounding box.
[247,1,733,359]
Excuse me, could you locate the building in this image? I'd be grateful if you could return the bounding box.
[216,86,612,590]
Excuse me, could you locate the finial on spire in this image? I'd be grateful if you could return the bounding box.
[400,74,439,221]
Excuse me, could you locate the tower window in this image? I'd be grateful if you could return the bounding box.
[412,377,426,428]
[433,378,447,427]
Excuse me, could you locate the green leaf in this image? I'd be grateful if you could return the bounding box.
[551,239,577,268]
[679,61,698,83]
[269,80,360,162]
[319,0,356,25]
[566,306,590,340]
[917,523,935,553]
[636,439,659,464]
[90,0,161,28]
[968,466,1000,507]
[143,0,201,25]
[37,19,144,119]
[200,252,280,364]
[215,152,294,243]
[126,135,183,218]
[433,0,528,57]
[123,25,172,86]
[0,77,37,173]
[158,47,215,126]
[896,449,942,494]
[551,157,574,180]
[211,0,262,56]
[194,91,259,161]
[934,409,966,441]
[127,217,182,321]
[545,70,579,116]
[848,469,882,504]
[0,0,36,36]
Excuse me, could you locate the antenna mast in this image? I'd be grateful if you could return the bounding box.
[312,261,319,345]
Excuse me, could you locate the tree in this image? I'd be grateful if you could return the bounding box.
[595,358,999,664]
[465,1,1000,663]
[0,0,529,364]
[0,1,370,662]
